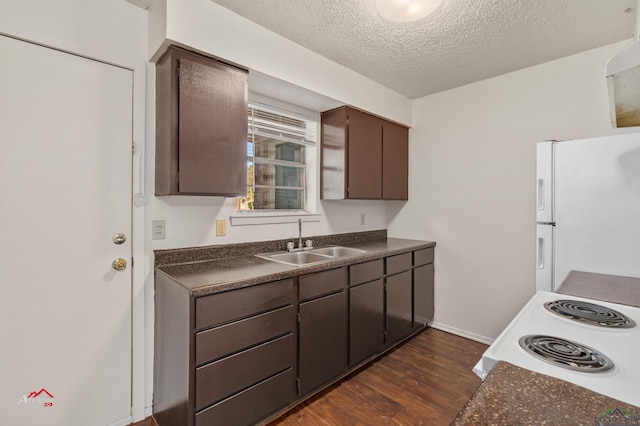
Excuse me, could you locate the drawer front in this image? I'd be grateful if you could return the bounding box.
[299,267,347,301]
[386,252,411,275]
[195,334,294,410]
[414,247,434,267]
[195,278,294,331]
[195,368,295,426]
[349,259,383,286]
[196,305,295,365]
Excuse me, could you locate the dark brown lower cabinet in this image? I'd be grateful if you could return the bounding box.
[349,279,384,366]
[154,245,435,426]
[298,290,348,395]
[414,263,435,327]
[153,274,296,426]
[385,270,413,345]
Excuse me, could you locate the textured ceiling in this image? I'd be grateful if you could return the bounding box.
[209,0,636,99]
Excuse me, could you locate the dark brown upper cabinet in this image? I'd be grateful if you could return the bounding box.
[155,46,248,196]
[320,105,408,200]
[382,121,409,200]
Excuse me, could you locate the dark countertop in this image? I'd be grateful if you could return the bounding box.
[452,361,640,425]
[557,270,640,308]
[156,235,435,297]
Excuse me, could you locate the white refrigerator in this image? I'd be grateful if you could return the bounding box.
[535,133,640,292]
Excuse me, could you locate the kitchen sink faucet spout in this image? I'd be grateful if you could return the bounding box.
[298,218,303,249]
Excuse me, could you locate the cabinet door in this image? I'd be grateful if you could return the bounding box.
[156,46,248,196]
[349,279,384,366]
[386,271,413,344]
[178,55,248,195]
[414,263,435,327]
[298,291,348,395]
[382,121,409,200]
[347,108,382,199]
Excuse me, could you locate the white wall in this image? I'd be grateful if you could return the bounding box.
[0,0,149,421]
[144,0,412,252]
[388,39,636,343]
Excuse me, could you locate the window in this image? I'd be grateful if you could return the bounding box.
[238,102,317,212]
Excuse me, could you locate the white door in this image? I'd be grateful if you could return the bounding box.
[0,36,133,425]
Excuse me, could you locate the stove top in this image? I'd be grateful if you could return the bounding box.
[518,334,613,373]
[544,299,636,328]
[474,291,640,408]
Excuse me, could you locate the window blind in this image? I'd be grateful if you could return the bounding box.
[248,102,317,146]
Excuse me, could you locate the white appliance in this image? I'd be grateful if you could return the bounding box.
[473,291,640,407]
[535,133,640,292]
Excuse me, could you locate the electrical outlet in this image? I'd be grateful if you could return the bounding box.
[152,220,165,240]
[360,213,366,226]
[216,219,226,236]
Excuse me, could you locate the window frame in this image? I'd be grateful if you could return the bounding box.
[237,97,318,214]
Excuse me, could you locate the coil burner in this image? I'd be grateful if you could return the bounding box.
[544,300,636,328]
[518,335,614,373]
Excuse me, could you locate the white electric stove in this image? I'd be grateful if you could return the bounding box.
[473,291,640,407]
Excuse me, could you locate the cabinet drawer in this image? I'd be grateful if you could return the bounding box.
[195,368,295,426]
[195,334,294,410]
[195,279,294,331]
[414,247,434,267]
[386,252,412,275]
[196,305,295,365]
[349,259,383,286]
[299,267,347,301]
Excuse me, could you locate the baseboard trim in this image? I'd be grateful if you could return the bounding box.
[430,321,494,345]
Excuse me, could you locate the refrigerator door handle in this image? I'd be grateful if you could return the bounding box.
[537,178,545,211]
[536,142,554,223]
[536,224,554,292]
[537,236,545,269]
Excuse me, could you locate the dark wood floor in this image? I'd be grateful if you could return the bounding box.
[269,328,488,426]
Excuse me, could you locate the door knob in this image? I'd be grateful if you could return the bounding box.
[112,258,127,271]
[112,233,126,245]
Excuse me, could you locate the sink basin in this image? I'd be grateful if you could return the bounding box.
[309,246,366,258]
[256,246,366,267]
[256,251,334,266]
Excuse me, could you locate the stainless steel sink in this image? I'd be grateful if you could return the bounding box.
[309,246,366,258]
[256,246,366,267]
[256,251,334,266]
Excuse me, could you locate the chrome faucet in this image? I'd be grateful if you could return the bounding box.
[287,218,313,252]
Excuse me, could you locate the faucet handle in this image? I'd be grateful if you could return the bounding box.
[305,239,313,248]
[286,242,295,251]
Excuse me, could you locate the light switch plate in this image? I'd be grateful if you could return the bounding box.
[152,220,165,240]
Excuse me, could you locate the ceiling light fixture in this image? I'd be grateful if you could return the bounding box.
[376,0,443,22]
